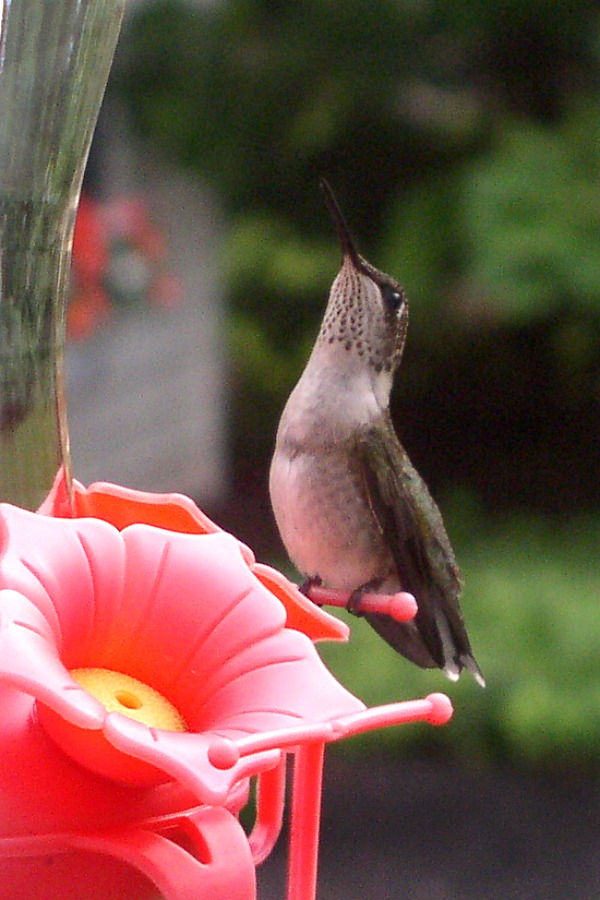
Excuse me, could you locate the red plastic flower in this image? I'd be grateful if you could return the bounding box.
[0,499,364,898]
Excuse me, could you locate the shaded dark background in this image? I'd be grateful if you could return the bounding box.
[99,0,600,894]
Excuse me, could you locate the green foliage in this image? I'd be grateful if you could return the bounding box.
[223,210,333,352]
[461,107,600,322]
[122,0,448,210]
[378,176,465,333]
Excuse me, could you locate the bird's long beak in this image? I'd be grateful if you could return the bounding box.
[320,178,361,267]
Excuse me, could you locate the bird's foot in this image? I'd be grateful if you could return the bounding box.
[346,580,383,618]
[301,582,417,623]
[299,576,323,605]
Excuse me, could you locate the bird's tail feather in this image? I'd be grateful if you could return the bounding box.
[364,608,485,686]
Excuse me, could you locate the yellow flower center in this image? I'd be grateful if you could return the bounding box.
[70,668,188,732]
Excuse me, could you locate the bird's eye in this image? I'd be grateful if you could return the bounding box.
[381,284,404,311]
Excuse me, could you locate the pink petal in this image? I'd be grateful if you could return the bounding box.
[85,528,286,703]
[98,527,362,732]
[198,629,364,737]
[73,478,256,566]
[251,562,350,642]
[0,504,126,666]
[0,589,104,728]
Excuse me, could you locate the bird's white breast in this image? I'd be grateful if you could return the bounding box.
[269,358,393,590]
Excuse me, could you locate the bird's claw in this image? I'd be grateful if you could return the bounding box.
[346,588,366,618]
[300,576,323,606]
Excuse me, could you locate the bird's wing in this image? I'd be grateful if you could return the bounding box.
[356,417,483,683]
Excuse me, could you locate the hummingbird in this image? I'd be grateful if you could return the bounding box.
[269,180,484,686]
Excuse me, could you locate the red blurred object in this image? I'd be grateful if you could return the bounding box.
[68,193,181,340]
[72,193,109,281]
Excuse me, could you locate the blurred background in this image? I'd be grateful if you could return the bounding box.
[66,0,600,896]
